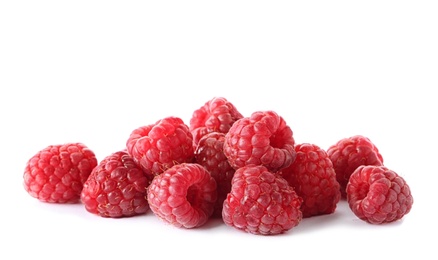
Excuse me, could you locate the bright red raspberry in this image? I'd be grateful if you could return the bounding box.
[126,117,195,178]
[280,143,341,218]
[23,143,97,203]
[189,97,243,147]
[194,132,235,218]
[81,151,150,218]
[347,165,413,224]
[327,135,384,198]
[223,110,296,172]
[222,165,303,235]
[147,163,217,228]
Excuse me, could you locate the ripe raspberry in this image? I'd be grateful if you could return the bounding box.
[23,143,97,203]
[147,163,217,228]
[194,132,235,218]
[81,151,150,218]
[327,135,384,198]
[222,165,303,235]
[347,165,413,224]
[280,143,341,218]
[223,110,296,172]
[126,117,195,178]
[189,97,243,147]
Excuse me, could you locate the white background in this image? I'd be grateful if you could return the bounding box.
[1,1,437,259]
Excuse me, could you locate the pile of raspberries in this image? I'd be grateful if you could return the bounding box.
[23,97,414,235]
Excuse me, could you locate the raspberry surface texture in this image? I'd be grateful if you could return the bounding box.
[347,165,413,224]
[23,143,98,203]
[222,165,303,235]
[280,143,341,217]
[223,110,296,172]
[194,132,235,218]
[189,97,243,147]
[327,135,384,197]
[81,151,150,218]
[126,116,195,178]
[147,163,217,228]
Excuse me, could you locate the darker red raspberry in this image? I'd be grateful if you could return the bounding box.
[222,165,302,235]
[280,143,341,218]
[347,165,413,224]
[327,135,384,198]
[147,163,217,228]
[126,117,195,178]
[223,110,296,172]
[81,151,150,218]
[194,132,235,218]
[189,97,243,147]
[23,143,97,203]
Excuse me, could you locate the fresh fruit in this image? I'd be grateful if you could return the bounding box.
[223,110,296,172]
[23,143,97,203]
[347,165,413,224]
[222,165,303,235]
[147,163,217,228]
[280,143,341,217]
[126,116,195,178]
[194,132,235,218]
[81,150,150,218]
[189,97,243,147]
[327,135,384,197]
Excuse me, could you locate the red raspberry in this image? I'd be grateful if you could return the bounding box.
[23,143,97,203]
[280,143,341,218]
[147,163,217,228]
[189,97,243,147]
[223,110,296,172]
[81,151,150,218]
[347,165,413,224]
[222,165,303,235]
[194,132,235,218]
[327,135,384,198]
[126,116,195,178]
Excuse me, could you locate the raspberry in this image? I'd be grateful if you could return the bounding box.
[223,110,296,172]
[194,132,235,218]
[280,143,341,217]
[346,165,413,224]
[23,143,97,203]
[327,135,384,198]
[189,97,243,147]
[147,163,217,228]
[222,165,303,235]
[126,116,195,178]
[81,151,150,218]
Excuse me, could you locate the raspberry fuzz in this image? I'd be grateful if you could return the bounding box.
[280,143,341,217]
[147,163,217,228]
[194,132,235,218]
[347,165,413,224]
[223,110,296,172]
[327,135,384,197]
[81,151,150,218]
[126,117,195,178]
[23,143,97,203]
[222,165,303,235]
[189,97,243,147]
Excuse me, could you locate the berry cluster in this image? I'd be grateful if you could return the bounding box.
[23,97,414,235]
